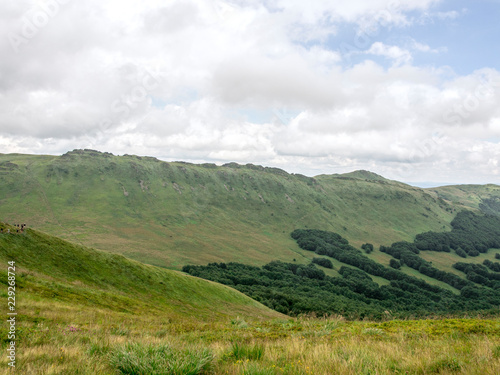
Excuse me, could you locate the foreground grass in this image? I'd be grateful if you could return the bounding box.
[1,295,500,375]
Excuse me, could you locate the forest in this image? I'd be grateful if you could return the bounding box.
[183,211,500,319]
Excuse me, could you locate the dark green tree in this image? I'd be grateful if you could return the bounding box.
[389,259,401,269]
[361,243,374,254]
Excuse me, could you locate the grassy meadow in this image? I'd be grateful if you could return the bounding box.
[2,295,500,374]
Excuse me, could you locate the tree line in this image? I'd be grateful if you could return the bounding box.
[182,211,500,319]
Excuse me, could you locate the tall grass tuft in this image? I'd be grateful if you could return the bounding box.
[109,342,214,375]
[228,342,265,361]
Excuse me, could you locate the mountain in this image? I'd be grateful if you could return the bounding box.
[0,150,498,272]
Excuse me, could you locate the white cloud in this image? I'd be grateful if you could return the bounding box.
[435,10,462,20]
[366,42,413,66]
[0,0,498,185]
[411,41,442,53]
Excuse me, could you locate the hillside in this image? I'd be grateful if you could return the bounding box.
[185,211,500,319]
[2,149,495,271]
[0,222,280,321]
[328,170,396,182]
[1,226,499,374]
[430,184,500,216]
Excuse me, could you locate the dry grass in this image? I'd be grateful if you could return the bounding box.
[2,296,500,375]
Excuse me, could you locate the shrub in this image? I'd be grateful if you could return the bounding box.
[312,257,333,269]
[361,243,374,254]
[484,259,500,272]
[389,259,401,269]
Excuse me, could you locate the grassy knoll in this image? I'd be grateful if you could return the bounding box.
[0,224,280,322]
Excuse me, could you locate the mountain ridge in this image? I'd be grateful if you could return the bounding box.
[0,149,498,272]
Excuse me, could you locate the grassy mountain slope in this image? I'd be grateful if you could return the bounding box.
[329,170,396,182]
[430,184,500,216]
[0,223,280,321]
[0,150,498,272]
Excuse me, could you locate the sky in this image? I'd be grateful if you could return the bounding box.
[1,0,500,186]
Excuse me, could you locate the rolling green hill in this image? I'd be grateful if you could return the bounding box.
[0,222,280,321]
[3,149,496,272]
